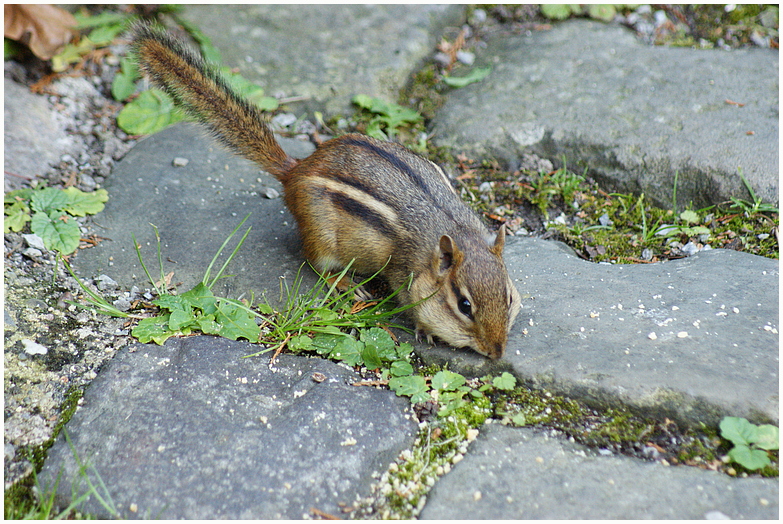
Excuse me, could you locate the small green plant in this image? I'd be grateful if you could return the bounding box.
[130,217,261,344]
[492,371,517,391]
[51,10,137,72]
[352,94,424,140]
[529,166,585,217]
[720,416,779,471]
[728,168,779,216]
[4,187,108,254]
[244,257,421,359]
[652,209,711,239]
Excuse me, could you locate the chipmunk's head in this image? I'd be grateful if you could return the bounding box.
[410,228,521,359]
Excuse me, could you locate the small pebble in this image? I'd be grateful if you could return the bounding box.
[172,157,189,167]
[22,339,48,355]
[22,248,43,260]
[22,234,46,250]
[264,187,280,199]
[470,8,487,23]
[704,510,731,520]
[272,113,297,128]
[456,50,475,65]
[681,241,700,256]
[112,298,132,312]
[433,52,451,67]
[80,173,97,189]
[96,274,119,290]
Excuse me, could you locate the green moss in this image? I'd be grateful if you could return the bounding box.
[451,156,779,262]
[495,386,583,426]
[4,386,85,519]
[400,63,447,121]
[659,5,778,48]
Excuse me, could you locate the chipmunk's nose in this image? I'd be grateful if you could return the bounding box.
[485,341,505,360]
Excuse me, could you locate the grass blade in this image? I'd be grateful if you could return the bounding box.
[204,213,252,288]
[61,256,128,318]
[132,230,162,295]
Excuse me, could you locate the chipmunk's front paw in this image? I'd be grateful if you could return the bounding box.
[353,285,374,302]
[415,328,434,345]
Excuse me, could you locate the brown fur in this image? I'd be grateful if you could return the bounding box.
[131,22,521,359]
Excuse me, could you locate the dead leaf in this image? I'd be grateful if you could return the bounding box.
[4,4,77,60]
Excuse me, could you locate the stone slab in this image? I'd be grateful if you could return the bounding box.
[178,4,465,116]
[75,121,779,429]
[73,123,318,302]
[420,238,779,427]
[38,336,418,519]
[3,78,74,191]
[420,423,779,519]
[431,20,779,208]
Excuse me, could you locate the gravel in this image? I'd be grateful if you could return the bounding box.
[4,56,138,489]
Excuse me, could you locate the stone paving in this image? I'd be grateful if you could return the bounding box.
[7,5,779,519]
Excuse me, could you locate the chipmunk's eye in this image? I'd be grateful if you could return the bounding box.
[457,297,473,319]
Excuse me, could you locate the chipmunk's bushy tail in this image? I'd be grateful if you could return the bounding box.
[130,22,296,178]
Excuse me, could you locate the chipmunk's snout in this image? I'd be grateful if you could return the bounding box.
[476,331,507,360]
[491,341,505,360]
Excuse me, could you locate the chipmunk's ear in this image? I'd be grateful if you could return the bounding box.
[437,235,464,275]
[490,226,506,256]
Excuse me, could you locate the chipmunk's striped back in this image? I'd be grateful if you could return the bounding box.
[131,22,521,359]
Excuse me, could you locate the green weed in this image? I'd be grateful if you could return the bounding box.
[720,416,779,472]
[4,187,108,255]
[130,216,260,344]
[529,166,585,217]
[50,10,137,72]
[352,94,424,140]
[61,257,129,318]
[728,168,780,216]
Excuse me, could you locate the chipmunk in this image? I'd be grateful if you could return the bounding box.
[130,22,521,359]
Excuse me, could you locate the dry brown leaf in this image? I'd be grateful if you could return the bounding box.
[4,4,77,60]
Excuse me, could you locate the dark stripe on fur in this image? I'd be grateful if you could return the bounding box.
[339,135,465,228]
[328,190,398,239]
[340,136,430,193]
